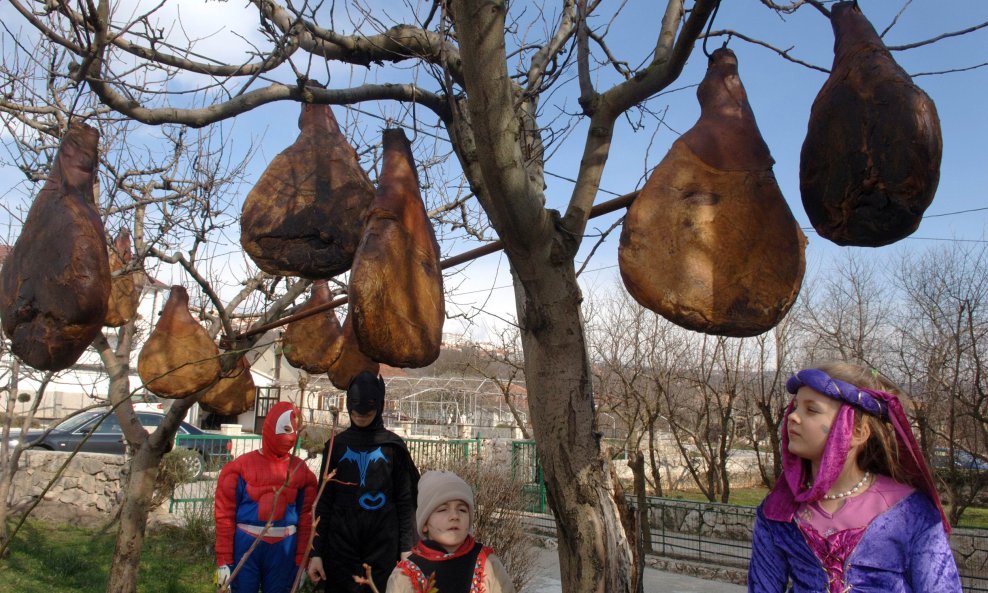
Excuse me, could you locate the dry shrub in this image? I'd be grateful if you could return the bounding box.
[450,460,538,593]
[299,424,332,457]
[152,447,201,508]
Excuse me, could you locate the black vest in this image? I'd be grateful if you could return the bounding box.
[407,541,484,593]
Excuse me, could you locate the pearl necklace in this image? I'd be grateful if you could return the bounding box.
[822,471,871,500]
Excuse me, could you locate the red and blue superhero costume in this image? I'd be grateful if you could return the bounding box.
[215,401,318,593]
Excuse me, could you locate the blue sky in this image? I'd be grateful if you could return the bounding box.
[1,1,985,340]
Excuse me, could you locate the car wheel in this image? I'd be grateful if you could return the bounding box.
[179,452,205,481]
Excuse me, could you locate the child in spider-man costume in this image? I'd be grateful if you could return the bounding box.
[214,401,318,592]
[307,371,419,592]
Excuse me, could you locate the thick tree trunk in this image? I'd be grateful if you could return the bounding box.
[96,331,180,593]
[515,260,633,593]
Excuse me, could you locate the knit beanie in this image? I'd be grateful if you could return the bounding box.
[415,471,475,538]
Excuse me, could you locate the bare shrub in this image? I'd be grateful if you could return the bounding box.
[152,448,202,508]
[299,425,332,457]
[450,460,538,593]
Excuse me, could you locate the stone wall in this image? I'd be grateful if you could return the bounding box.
[9,450,126,522]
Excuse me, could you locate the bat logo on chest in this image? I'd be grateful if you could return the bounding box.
[340,447,388,486]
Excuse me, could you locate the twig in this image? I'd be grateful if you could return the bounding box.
[352,563,382,593]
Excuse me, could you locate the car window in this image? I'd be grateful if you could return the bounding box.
[138,413,164,429]
[82,414,123,435]
[56,412,104,433]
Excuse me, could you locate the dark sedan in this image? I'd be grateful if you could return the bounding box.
[8,409,233,478]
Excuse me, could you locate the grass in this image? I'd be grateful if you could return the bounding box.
[0,520,215,593]
[948,505,988,529]
[663,487,769,507]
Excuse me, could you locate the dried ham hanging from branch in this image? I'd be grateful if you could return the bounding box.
[199,354,256,416]
[349,129,444,367]
[282,280,343,374]
[104,228,144,327]
[0,123,110,371]
[619,48,806,337]
[326,312,380,390]
[800,1,942,246]
[138,286,221,398]
[240,99,375,278]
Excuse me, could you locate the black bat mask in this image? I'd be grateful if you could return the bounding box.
[347,370,385,416]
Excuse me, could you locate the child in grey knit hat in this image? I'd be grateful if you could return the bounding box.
[386,471,515,593]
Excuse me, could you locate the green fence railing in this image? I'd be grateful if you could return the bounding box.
[511,440,546,514]
[169,433,262,513]
[406,437,480,471]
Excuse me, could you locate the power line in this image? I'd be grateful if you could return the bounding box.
[799,227,988,244]
[923,206,988,218]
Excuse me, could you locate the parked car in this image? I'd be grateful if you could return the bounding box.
[931,447,988,472]
[7,409,233,479]
[130,392,167,413]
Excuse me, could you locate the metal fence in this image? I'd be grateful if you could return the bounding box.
[519,495,988,592]
[169,433,263,512]
[168,435,481,513]
[406,437,481,471]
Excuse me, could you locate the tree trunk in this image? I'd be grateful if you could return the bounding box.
[515,260,632,593]
[647,421,663,499]
[0,360,18,553]
[631,451,651,563]
[105,441,168,593]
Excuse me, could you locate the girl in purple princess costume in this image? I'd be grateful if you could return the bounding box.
[749,361,961,593]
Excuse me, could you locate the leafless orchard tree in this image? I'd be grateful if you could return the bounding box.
[796,252,897,369]
[587,286,692,499]
[894,242,988,524]
[0,34,316,588]
[734,310,801,489]
[458,326,532,440]
[3,0,985,591]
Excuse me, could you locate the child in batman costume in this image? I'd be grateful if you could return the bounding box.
[307,371,419,592]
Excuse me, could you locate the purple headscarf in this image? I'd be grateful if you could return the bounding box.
[762,368,950,532]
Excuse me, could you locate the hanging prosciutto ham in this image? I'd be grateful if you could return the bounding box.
[104,228,144,327]
[0,123,110,371]
[199,355,256,416]
[240,100,375,278]
[619,48,806,337]
[326,312,380,391]
[349,129,444,367]
[138,286,221,398]
[282,280,343,374]
[800,1,942,246]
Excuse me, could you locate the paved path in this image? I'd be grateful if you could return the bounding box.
[526,548,747,593]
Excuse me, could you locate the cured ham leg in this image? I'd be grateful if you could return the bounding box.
[199,355,256,416]
[138,286,221,398]
[0,123,110,371]
[619,48,806,337]
[282,280,343,374]
[240,101,375,278]
[800,1,942,246]
[104,228,144,327]
[326,312,380,391]
[349,129,444,367]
